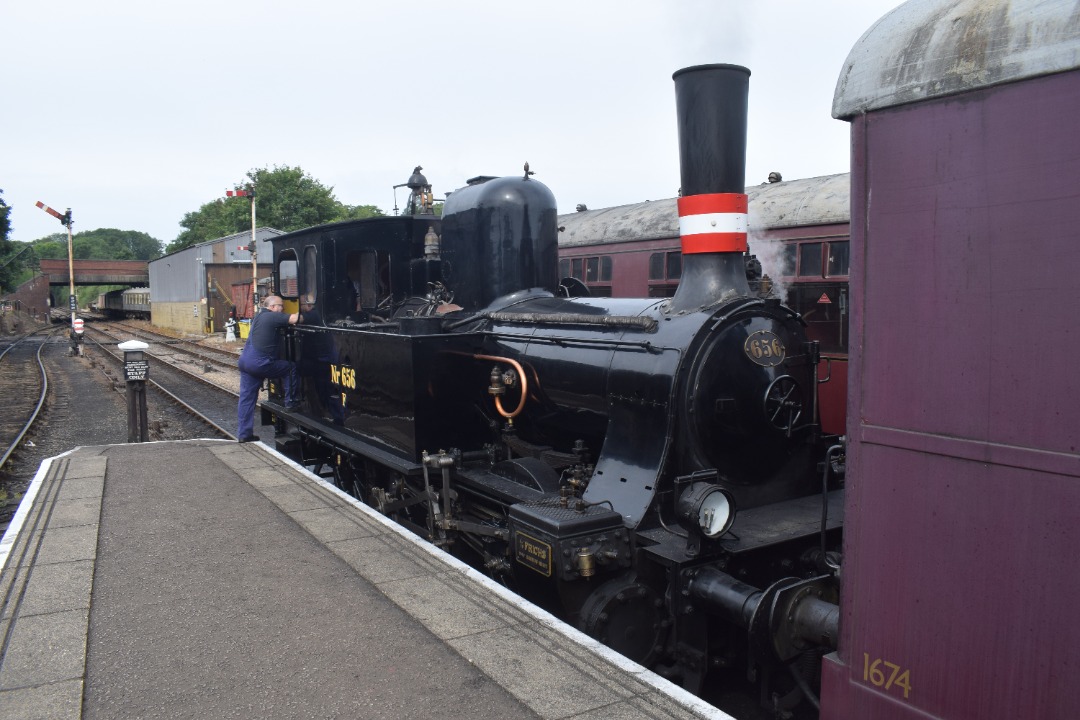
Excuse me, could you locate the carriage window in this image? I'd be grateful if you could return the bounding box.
[649,253,664,280]
[600,256,612,281]
[781,244,797,276]
[799,242,823,278]
[826,241,849,277]
[788,283,849,354]
[650,251,682,282]
[565,255,612,289]
[278,253,299,297]
[666,251,682,280]
[303,246,317,303]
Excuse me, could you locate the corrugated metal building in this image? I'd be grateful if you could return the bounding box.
[148,227,284,334]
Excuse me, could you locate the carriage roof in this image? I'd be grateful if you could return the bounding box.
[833,0,1080,119]
[557,173,849,248]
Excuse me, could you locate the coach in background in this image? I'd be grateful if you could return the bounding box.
[236,295,302,442]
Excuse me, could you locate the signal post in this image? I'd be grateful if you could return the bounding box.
[35,201,78,344]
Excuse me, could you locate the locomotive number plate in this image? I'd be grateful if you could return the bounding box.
[744,330,786,367]
[514,531,553,576]
[329,363,357,390]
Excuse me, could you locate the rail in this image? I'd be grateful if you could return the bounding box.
[0,331,55,472]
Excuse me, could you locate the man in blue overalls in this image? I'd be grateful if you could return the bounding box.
[236,295,303,442]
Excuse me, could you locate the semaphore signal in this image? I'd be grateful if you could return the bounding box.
[35,199,79,345]
[35,201,72,227]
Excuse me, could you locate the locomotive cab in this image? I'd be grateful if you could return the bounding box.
[272,216,444,327]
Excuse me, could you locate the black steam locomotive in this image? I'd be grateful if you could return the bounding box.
[262,65,842,712]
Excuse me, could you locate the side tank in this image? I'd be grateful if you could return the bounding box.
[439,174,560,311]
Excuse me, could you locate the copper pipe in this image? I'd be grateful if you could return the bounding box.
[473,353,529,419]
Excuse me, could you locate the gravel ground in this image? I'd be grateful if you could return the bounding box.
[0,317,224,534]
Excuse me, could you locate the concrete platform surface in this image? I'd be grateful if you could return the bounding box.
[0,439,731,720]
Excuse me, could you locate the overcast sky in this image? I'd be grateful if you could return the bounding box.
[3,1,903,245]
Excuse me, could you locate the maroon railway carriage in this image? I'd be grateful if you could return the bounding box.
[557,174,850,435]
[821,1,1080,718]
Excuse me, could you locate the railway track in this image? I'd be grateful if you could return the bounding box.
[104,320,240,372]
[89,324,239,393]
[0,329,57,474]
[1,316,260,534]
[0,319,236,536]
[83,325,254,442]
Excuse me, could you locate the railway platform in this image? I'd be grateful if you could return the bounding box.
[0,439,728,720]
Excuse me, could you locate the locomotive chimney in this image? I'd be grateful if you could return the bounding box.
[669,64,751,313]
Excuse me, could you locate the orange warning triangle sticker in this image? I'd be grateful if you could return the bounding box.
[817,293,832,304]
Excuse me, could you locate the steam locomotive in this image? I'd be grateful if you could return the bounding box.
[261,65,842,712]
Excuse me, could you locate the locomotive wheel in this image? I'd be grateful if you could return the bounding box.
[579,576,665,665]
[763,375,802,432]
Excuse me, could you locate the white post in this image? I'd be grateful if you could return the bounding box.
[250,191,258,315]
[65,209,75,330]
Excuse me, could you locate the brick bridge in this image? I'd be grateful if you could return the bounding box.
[39,259,149,286]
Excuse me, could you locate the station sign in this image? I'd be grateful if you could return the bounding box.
[124,360,150,382]
[73,318,84,334]
[118,340,150,383]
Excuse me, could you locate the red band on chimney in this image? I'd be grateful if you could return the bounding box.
[677,193,748,253]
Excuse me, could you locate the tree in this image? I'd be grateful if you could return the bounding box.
[29,230,160,261]
[166,165,385,254]
[29,234,69,260]
[72,229,162,261]
[0,192,44,294]
[0,189,14,292]
[170,197,244,254]
[253,165,342,230]
[0,190,9,242]
[339,204,386,221]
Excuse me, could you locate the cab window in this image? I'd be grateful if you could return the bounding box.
[303,246,317,303]
[278,252,299,297]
